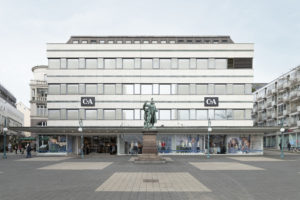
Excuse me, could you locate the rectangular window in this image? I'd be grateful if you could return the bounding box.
[215,110,226,120]
[215,59,227,69]
[67,84,79,95]
[135,109,140,120]
[197,59,208,69]
[208,59,215,69]
[233,110,244,120]
[123,59,134,69]
[48,110,60,120]
[178,59,190,69]
[177,84,190,95]
[122,110,134,120]
[226,110,233,119]
[104,84,116,95]
[123,84,134,94]
[159,110,171,120]
[141,59,153,69]
[86,59,97,69]
[190,109,196,120]
[159,59,171,69]
[67,59,79,69]
[178,110,189,120]
[196,110,207,120]
[85,110,97,120]
[141,84,152,94]
[196,84,207,95]
[215,84,226,95]
[233,84,245,95]
[153,84,159,94]
[159,84,171,94]
[67,109,79,120]
[104,59,116,69]
[134,84,140,94]
[104,110,115,120]
[48,84,60,95]
[208,109,214,119]
[85,84,97,95]
[48,59,60,69]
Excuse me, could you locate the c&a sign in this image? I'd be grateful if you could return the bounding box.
[81,97,95,107]
[204,97,219,107]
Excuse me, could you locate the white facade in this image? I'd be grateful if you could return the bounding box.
[16,102,30,137]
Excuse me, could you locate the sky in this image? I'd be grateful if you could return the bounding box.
[0,0,299,107]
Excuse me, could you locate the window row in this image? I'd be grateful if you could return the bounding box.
[48,83,252,95]
[48,109,252,120]
[48,58,229,70]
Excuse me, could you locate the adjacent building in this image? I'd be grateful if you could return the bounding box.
[253,66,300,149]
[16,102,31,137]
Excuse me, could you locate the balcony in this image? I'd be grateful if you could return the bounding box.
[267,90,272,96]
[30,80,47,87]
[283,110,289,116]
[283,95,289,102]
[277,97,283,104]
[266,101,272,108]
[271,88,276,94]
[271,113,276,118]
[277,84,284,91]
[271,101,276,107]
[290,91,300,101]
[283,82,289,89]
[297,121,300,127]
[30,96,47,103]
[266,113,272,119]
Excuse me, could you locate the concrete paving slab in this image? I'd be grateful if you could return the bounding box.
[229,157,284,162]
[190,162,265,170]
[17,157,70,162]
[38,162,112,170]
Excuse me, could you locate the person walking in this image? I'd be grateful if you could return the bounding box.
[26,144,32,158]
[287,142,291,151]
[8,143,12,153]
[14,145,18,154]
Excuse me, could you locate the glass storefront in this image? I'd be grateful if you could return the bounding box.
[38,135,67,153]
[119,134,143,154]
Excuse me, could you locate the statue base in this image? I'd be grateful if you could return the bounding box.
[134,130,166,164]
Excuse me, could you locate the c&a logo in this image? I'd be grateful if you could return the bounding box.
[204,97,219,107]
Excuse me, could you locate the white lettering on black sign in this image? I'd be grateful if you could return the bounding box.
[204,97,219,107]
[81,97,95,106]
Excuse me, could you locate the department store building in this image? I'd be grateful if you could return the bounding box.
[14,36,278,155]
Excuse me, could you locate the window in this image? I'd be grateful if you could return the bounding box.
[197,59,208,69]
[233,84,245,95]
[104,59,116,69]
[177,84,190,95]
[90,40,97,44]
[141,84,152,94]
[117,40,122,44]
[82,40,88,44]
[134,40,140,44]
[125,41,131,44]
[159,110,171,120]
[159,84,171,94]
[208,59,215,69]
[161,40,167,44]
[178,110,189,120]
[67,59,79,69]
[135,109,140,120]
[85,110,97,120]
[48,84,60,95]
[215,59,227,69]
[104,110,115,120]
[196,84,207,95]
[152,41,158,44]
[141,59,153,69]
[169,40,176,44]
[48,110,60,120]
[159,59,171,69]
[215,110,226,120]
[104,84,116,95]
[196,110,207,120]
[143,41,149,44]
[67,109,79,120]
[67,84,79,95]
[215,85,226,95]
[178,59,190,69]
[100,40,105,44]
[72,40,79,44]
[233,110,244,120]
[134,84,140,94]
[108,40,114,44]
[122,110,134,120]
[208,109,214,119]
[226,110,233,119]
[86,59,97,69]
[48,59,60,69]
[123,84,134,94]
[123,59,134,69]
[86,84,97,95]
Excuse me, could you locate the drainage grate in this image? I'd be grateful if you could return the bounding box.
[143,179,159,183]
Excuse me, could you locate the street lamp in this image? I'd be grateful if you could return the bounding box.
[2,118,8,159]
[78,119,84,159]
[280,120,285,159]
[207,118,212,159]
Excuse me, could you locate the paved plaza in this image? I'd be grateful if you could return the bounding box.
[0,150,300,200]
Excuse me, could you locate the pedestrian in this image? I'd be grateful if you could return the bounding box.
[8,143,12,153]
[279,142,282,150]
[287,142,291,151]
[14,145,18,154]
[26,144,32,158]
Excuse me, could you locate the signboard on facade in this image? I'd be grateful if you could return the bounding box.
[204,97,219,107]
[81,97,95,107]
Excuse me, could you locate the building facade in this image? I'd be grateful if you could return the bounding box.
[253,66,300,149]
[0,83,24,151]
[33,35,264,155]
[16,102,31,137]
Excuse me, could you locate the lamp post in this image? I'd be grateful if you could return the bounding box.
[207,118,212,159]
[280,120,285,159]
[2,118,8,159]
[78,119,83,159]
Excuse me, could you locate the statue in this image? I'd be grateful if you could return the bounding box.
[143,98,157,129]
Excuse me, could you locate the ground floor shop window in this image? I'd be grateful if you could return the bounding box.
[227,135,262,154]
[119,134,143,154]
[38,135,66,153]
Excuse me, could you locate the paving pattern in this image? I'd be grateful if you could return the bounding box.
[128,157,173,162]
[38,162,112,170]
[190,162,265,170]
[17,157,70,162]
[229,157,284,162]
[96,172,211,192]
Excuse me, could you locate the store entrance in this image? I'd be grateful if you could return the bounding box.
[84,136,117,155]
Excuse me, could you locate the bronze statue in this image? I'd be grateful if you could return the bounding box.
[143,98,157,129]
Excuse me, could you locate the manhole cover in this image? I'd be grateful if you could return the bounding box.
[143,179,159,183]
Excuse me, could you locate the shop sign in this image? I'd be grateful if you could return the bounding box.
[81,97,95,107]
[204,97,219,107]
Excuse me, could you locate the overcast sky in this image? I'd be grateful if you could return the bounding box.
[0,0,299,107]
